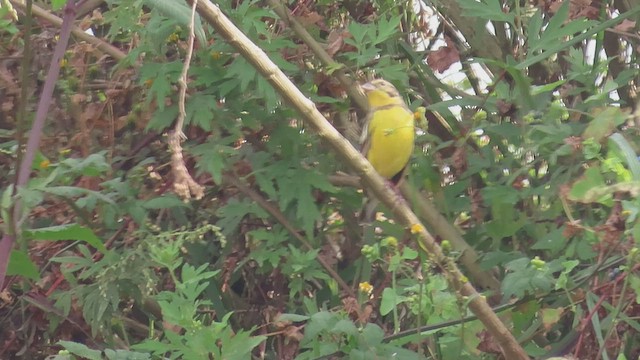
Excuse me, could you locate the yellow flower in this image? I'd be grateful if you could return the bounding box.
[413,106,428,130]
[167,33,180,43]
[381,236,398,248]
[359,281,373,295]
[410,224,424,234]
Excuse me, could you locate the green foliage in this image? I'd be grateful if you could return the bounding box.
[6,249,39,280]
[55,341,151,360]
[24,224,106,252]
[296,311,422,359]
[5,0,640,357]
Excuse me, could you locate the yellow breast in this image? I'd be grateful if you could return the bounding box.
[366,106,415,179]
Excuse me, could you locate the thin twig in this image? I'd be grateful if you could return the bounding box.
[267,0,367,112]
[225,174,356,299]
[169,0,204,201]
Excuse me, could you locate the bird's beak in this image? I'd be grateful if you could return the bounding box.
[360,82,376,91]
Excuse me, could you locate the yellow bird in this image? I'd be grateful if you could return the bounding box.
[360,79,415,184]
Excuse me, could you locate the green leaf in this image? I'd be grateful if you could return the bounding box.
[627,273,640,304]
[531,1,593,54]
[147,104,179,130]
[7,250,39,280]
[142,195,190,209]
[583,107,628,142]
[277,313,310,322]
[216,198,270,235]
[24,224,106,252]
[220,331,266,360]
[43,186,116,206]
[402,247,418,260]
[276,168,335,236]
[332,319,358,335]
[186,93,217,131]
[347,22,369,48]
[103,349,152,360]
[555,260,579,290]
[58,341,103,360]
[1,184,13,226]
[459,0,515,24]
[139,62,183,111]
[225,57,257,93]
[518,7,640,69]
[502,262,538,299]
[380,288,408,316]
[60,153,110,176]
[531,227,565,255]
[304,311,339,341]
[526,10,544,51]
[51,0,67,10]
[568,167,605,202]
[142,0,207,47]
[360,323,384,345]
[373,16,401,45]
[609,133,640,181]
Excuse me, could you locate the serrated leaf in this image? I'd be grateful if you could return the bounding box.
[275,168,334,236]
[225,57,257,93]
[193,142,236,185]
[139,62,183,112]
[186,93,217,131]
[459,0,514,24]
[374,16,400,45]
[147,105,179,130]
[142,0,206,47]
[347,22,369,47]
[56,153,110,177]
[216,198,269,235]
[531,3,594,53]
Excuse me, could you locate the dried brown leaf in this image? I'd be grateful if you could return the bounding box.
[615,19,636,32]
[326,30,349,57]
[427,38,460,73]
[297,11,323,27]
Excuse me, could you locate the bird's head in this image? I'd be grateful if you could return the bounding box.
[360,79,405,108]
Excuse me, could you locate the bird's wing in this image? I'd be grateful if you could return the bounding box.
[360,111,373,156]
